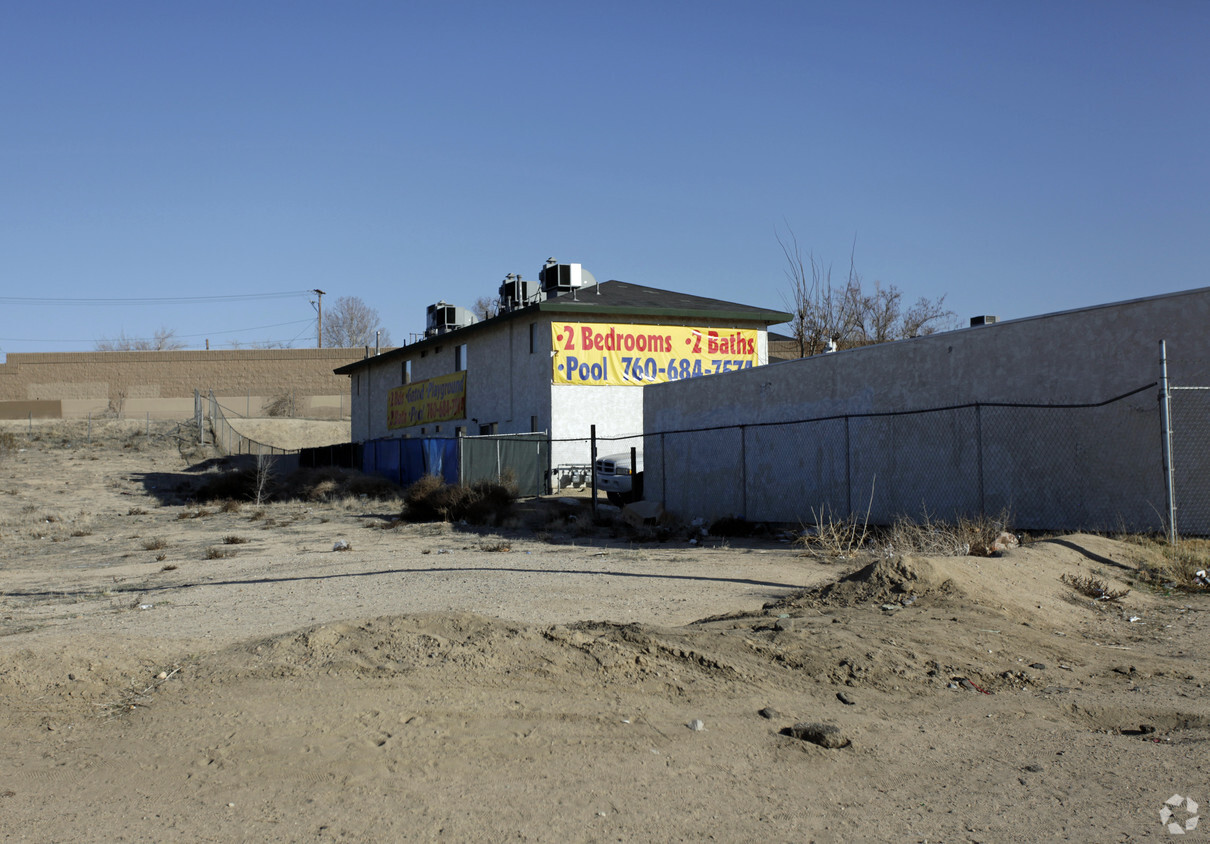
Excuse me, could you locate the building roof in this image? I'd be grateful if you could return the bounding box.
[335,280,791,375]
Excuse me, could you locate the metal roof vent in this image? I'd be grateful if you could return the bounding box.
[969,315,998,327]
[499,273,540,312]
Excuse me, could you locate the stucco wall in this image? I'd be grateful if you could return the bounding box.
[0,349,364,419]
[643,287,1210,531]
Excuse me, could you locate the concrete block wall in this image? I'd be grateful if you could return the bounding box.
[0,348,366,419]
[643,286,1210,531]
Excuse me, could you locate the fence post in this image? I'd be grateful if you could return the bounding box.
[195,389,202,445]
[1159,339,1177,545]
[590,424,598,515]
[660,432,666,507]
[739,426,747,519]
[976,403,985,519]
[87,412,91,445]
[535,437,542,499]
[844,416,852,519]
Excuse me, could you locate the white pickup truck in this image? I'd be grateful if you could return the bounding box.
[594,451,644,506]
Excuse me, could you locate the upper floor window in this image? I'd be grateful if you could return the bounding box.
[403,360,411,384]
[455,344,468,372]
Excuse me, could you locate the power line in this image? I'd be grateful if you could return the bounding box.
[0,318,315,344]
[0,290,312,306]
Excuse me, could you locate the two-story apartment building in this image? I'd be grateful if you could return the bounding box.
[335,261,790,474]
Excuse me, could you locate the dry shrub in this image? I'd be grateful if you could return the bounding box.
[278,467,401,502]
[222,535,249,545]
[867,511,1014,558]
[205,546,233,559]
[142,537,168,551]
[218,499,242,513]
[796,505,871,560]
[1061,573,1130,602]
[127,506,148,516]
[196,468,259,502]
[402,474,518,525]
[0,432,16,453]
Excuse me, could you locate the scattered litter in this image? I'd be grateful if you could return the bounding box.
[1127,616,1142,623]
[332,540,351,552]
[880,604,899,612]
[1195,570,1209,586]
[138,604,153,610]
[956,677,992,695]
[687,719,705,732]
[837,692,856,706]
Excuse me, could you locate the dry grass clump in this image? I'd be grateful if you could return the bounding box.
[1119,534,1210,590]
[796,506,871,560]
[0,432,17,453]
[402,474,518,525]
[878,512,1013,558]
[797,508,1015,560]
[142,537,168,551]
[127,506,148,516]
[222,535,250,545]
[1061,573,1130,602]
[205,546,233,559]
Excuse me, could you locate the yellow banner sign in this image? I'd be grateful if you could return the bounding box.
[387,371,467,429]
[551,322,758,386]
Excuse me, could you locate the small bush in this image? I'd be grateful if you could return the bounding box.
[196,468,259,503]
[127,506,148,516]
[402,474,518,525]
[219,499,242,513]
[1061,573,1130,602]
[222,535,249,545]
[0,432,16,453]
[142,537,168,551]
[205,547,233,559]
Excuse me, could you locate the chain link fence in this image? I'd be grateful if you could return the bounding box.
[207,391,297,457]
[639,383,1179,533]
[1169,386,1210,537]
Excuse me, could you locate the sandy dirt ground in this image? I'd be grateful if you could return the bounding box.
[1,420,1208,843]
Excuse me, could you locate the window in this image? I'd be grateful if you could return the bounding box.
[403,361,411,384]
[530,415,538,432]
[455,343,468,371]
[435,425,441,433]
[455,426,466,437]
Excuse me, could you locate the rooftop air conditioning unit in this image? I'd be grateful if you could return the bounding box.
[499,274,540,311]
[539,258,598,299]
[425,301,478,337]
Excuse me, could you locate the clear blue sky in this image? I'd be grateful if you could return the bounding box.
[2,0,1207,357]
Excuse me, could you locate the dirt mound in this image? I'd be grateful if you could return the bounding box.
[774,555,957,610]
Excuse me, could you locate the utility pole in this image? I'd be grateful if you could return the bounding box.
[313,289,326,348]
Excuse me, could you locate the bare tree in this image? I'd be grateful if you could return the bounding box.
[322,296,391,348]
[778,227,954,356]
[473,295,500,321]
[96,327,185,351]
[777,227,864,357]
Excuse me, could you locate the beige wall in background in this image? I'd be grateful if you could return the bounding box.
[0,348,369,419]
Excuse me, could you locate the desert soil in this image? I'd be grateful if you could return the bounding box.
[1,420,1208,843]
